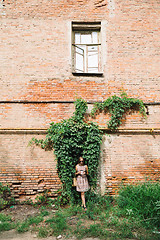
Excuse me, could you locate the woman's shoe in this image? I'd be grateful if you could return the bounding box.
[83,206,87,211]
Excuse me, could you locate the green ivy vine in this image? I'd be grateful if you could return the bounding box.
[31,99,102,204]
[30,94,146,204]
[91,92,146,130]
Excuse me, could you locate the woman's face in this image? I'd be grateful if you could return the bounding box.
[79,157,84,165]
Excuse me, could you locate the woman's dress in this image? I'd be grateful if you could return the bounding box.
[76,164,90,192]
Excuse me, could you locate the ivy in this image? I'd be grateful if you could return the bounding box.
[30,99,102,204]
[30,94,146,204]
[91,92,146,130]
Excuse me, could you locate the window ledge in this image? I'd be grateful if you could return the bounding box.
[72,72,103,77]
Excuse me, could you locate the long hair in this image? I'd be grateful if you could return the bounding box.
[78,156,85,165]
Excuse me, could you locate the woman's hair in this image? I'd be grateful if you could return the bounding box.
[78,156,85,165]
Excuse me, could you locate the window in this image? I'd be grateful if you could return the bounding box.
[72,22,102,75]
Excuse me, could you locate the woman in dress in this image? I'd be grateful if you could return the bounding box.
[75,156,89,210]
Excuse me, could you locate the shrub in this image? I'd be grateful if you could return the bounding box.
[117,181,160,228]
[0,182,15,210]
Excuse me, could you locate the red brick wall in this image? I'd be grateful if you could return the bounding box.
[102,134,160,195]
[0,133,61,200]
[0,0,160,198]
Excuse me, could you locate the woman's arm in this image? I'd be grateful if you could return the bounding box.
[85,165,89,175]
[75,165,80,176]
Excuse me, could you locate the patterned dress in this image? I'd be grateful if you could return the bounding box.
[76,164,90,192]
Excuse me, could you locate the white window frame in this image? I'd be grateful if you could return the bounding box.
[72,22,102,75]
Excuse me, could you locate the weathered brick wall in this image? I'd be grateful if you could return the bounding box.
[101,134,160,195]
[1,0,160,102]
[0,133,61,200]
[0,0,160,198]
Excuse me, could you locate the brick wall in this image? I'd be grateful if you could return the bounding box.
[0,0,160,198]
[0,133,61,200]
[102,134,160,195]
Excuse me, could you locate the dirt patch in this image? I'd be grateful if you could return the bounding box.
[0,205,101,240]
[0,230,100,240]
[1,205,42,222]
[0,229,57,240]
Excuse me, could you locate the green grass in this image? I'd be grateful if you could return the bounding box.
[0,213,16,232]
[17,215,44,233]
[117,181,160,228]
[0,182,160,239]
[45,211,68,236]
[38,226,49,238]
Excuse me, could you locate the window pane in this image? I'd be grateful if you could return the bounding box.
[75,33,80,44]
[76,45,84,54]
[81,34,91,44]
[88,68,98,73]
[88,52,98,68]
[76,53,84,72]
[88,46,98,51]
[92,32,98,43]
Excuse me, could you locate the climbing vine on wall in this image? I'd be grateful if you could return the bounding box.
[91,92,146,130]
[31,99,102,204]
[30,94,146,204]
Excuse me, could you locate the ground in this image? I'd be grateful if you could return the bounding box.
[0,200,159,240]
[0,230,100,240]
[0,204,100,240]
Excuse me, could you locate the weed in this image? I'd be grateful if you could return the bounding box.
[62,205,82,217]
[0,222,16,232]
[76,219,82,227]
[1,184,160,240]
[38,226,49,238]
[0,213,12,222]
[17,221,30,233]
[40,207,50,217]
[75,223,108,239]
[0,183,15,210]
[0,213,16,232]
[17,215,44,233]
[117,181,160,228]
[28,215,43,225]
[46,211,68,236]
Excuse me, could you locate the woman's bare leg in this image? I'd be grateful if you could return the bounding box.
[81,192,86,209]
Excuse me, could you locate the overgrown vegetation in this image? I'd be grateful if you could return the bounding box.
[0,182,15,210]
[30,98,102,204]
[91,92,146,130]
[0,213,16,232]
[117,181,160,228]
[0,182,160,239]
[30,94,146,204]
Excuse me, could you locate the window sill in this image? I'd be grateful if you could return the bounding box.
[72,72,103,77]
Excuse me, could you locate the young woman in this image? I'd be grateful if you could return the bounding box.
[75,156,89,211]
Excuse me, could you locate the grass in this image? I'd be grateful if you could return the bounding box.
[117,181,160,228]
[17,215,44,233]
[38,226,49,238]
[0,181,160,239]
[0,213,17,232]
[45,211,68,236]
